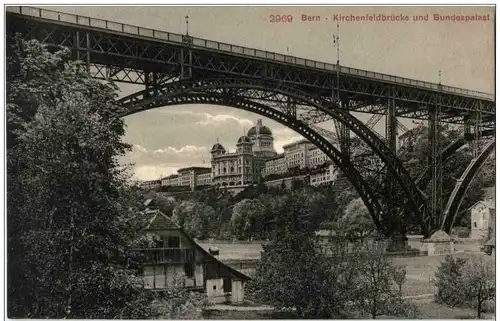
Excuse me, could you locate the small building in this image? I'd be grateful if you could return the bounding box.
[133,208,250,304]
[469,198,495,240]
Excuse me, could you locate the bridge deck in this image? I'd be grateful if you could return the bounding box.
[6,5,493,102]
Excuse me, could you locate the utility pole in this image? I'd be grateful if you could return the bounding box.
[185,15,189,36]
[333,23,340,100]
[332,23,350,159]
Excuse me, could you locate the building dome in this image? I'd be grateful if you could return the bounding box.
[237,135,252,144]
[247,119,272,137]
[211,143,225,153]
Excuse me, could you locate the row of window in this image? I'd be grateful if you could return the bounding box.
[258,141,273,148]
[143,262,195,279]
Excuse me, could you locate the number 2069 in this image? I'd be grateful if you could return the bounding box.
[269,14,293,23]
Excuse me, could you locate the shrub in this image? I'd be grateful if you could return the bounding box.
[461,257,495,318]
[434,255,467,306]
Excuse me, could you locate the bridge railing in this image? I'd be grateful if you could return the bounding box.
[7,5,494,102]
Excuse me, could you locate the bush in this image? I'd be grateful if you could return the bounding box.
[434,255,467,306]
[435,255,495,318]
[461,257,495,318]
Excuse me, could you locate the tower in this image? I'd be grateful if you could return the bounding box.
[247,119,277,158]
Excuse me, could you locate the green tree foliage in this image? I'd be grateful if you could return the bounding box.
[142,190,178,215]
[392,265,408,295]
[247,193,415,319]
[247,195,339,318]
[230,199,267,240]
[154,278,206,319]
[435,255,495,318]
[460,257,495,318]
[434,255,467,307]
[352,242,416,319]
[171,200,217,239]
[6,38,193,318]
[337,197,376,238]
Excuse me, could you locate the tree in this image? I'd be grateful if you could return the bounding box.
[392,265,407,295]
[230,198,266,240]
[338,198,376,239]
[142,190,178,215]
[460,257,495,318]
[171,200,217,239]
[154,278,207,319]
[249,206,416,319]
[6,38,184,318]
[434,254,467,307]
[352,242,416,319]
[247,195,348,318]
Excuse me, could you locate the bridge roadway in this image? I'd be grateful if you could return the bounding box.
[6,6,495,129]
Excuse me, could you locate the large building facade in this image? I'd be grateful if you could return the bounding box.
[160,167,212,191]
[210,119,277,188]
[142,119,339,191]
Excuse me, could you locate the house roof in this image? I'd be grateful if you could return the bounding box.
[140,208,251,281]
[469,199,496,210]
[162,174,179,180]
[143,209,179,230]
[178,166,211,173]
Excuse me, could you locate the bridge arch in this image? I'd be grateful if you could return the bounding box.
[414,130,494,191]
[120,92,390,234]
[118,78,430,235]
[440,140,495,233]
[397,131,495,233]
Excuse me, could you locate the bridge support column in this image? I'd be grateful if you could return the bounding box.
[340,96,351,161]
[74,31,90,72]
[384,89,406,249]
[180,35,193,80]
[429,102,443,233]
[467,101,484,159]
[85,32,90,71]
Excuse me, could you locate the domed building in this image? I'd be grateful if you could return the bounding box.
[211,119,277,189]
[247,119,277,158]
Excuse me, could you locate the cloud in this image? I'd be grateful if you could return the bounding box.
[152,145,209,155]
[132,165,181,181]
[272,127,304,153]
[157,109,253,127]
[121,144,212,180]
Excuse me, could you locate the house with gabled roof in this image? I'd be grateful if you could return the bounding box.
[133,207,250,304]
[469,197,495,240]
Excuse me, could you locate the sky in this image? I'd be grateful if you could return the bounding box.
[38,5,495,180]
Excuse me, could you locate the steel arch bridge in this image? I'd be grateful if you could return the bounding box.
[6,6,495,238]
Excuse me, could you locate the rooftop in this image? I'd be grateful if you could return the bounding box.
[178,166,212,173]
[282,138,311,149]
